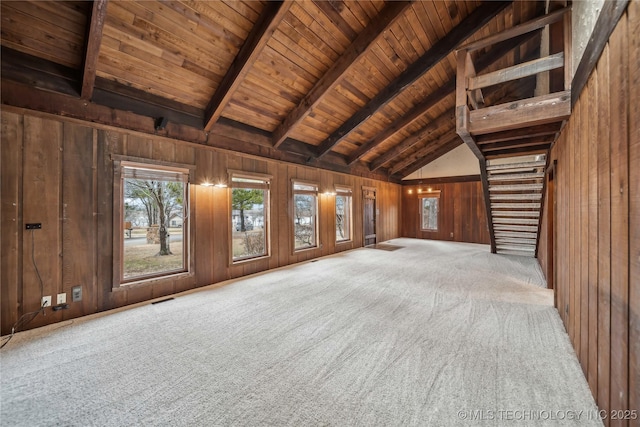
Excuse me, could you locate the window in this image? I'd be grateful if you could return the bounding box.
[120,163,190,283]
[293,182,318,250]
[420,195,440,231]
[335,187,352,242]
[231,172,270,262]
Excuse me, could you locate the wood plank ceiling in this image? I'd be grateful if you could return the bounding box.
[1,0,543,182]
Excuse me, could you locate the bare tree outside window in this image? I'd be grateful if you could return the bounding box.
[122,166,188,281]
[421,197,439,231]
[335,188,352,242]
[293,182,318,250]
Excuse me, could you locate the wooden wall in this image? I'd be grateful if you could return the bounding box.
[1,109,401,335]
[539,2,638,423]
[401,178,490,244]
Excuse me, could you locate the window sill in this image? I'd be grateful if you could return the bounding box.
[114,271,194,291]
[293,245,318,254]
[231,254,271,265]
[336,239,352,245]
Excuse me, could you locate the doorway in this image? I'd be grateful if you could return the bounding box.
[363,187,376,246]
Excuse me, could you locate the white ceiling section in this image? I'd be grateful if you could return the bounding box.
[403,144,480,180]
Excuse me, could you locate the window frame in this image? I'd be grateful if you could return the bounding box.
[335,186,353,243]
[292,180,319,252]
[229,170,272,264]
[419,191,441,232]
[113,157,194,289]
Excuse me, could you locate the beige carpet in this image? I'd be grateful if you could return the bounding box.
[0,239,601,426]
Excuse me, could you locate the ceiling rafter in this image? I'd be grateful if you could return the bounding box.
[370,109,455,171]
[80,0,108,100]
[271,1,412,149]
[311,0,512,161]
[203,1,291,132]
[347,29,540,166]
[390,132,461,176]
[394,135,464,179]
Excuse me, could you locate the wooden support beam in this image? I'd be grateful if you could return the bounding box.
[370,110,455,171]
[469,52,564,91]
[272,1,411,148]
[475,123,560,144]
[347,30,540,165]
[313,1,511,160]
[479,136,555,151]
[1,81,398,183]
[92,78,204,129]
[468,90,571,135]
[1,47,79,97]
[390,132,461,176]
[461,6,569,52]
[203,1,290,131]
[394,136,463,179]
[81,0,108,100]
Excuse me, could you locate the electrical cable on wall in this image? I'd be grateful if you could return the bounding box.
[1,229,46,349]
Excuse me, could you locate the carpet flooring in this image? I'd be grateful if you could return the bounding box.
[0,239,601,426]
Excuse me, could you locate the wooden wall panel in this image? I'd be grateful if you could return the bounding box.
[401,179,490,245]
[628,0,640,417]
[537,4,637,423]
[0,109,401,335]
[1,112,23,334]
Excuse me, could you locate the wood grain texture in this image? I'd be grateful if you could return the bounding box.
[535,8,635,422]
[0,110,401,336]
[401,179,489,244]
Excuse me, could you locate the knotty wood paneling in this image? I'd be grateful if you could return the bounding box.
[401,179,489,244]
[537,4,637,423]
[0,109,401,336]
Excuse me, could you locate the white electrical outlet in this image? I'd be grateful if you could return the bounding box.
[57,293,66,304]
[42,296,51,307]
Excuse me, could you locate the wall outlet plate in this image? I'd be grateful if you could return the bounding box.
[72,286,82,302]
[57,293,66,304]
[42,296,51,307]
[26,223,42,230]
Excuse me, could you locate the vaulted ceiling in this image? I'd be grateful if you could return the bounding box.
[1,0,544,182]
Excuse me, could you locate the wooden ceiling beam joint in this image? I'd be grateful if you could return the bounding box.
[203,1,291,132]
[81,0,109,100]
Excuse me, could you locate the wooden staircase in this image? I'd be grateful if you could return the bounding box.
[486,155,546,256]
[455,7,571,256]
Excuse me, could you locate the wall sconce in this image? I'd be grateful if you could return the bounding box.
[407,189,413,194]
[214,182,228,188]
[201,181,214,187]
[417,188,422,194]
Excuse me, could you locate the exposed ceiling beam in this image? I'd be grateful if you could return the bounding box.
[347,29,542,166]
[81,0,108,100]
[312,0,512,160]
[2,80,397,182]
[271,1,412,148]
[389,132,460,176]
[395,135,464,179]
[370,109,455,171]
[203,1,290,132]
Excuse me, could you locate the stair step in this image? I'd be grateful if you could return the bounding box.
[487,172,545,181]
[496,237,537,245]
[492,218,539,225]
[490,193,542,201]
[486,160,546,171]
[497,244,535,252]
[489,183,543,192]
[497,249,536,257]
[491,203,541,209]
[494,224,538,232]
[494,231,537,239]
[491,210,540,217]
